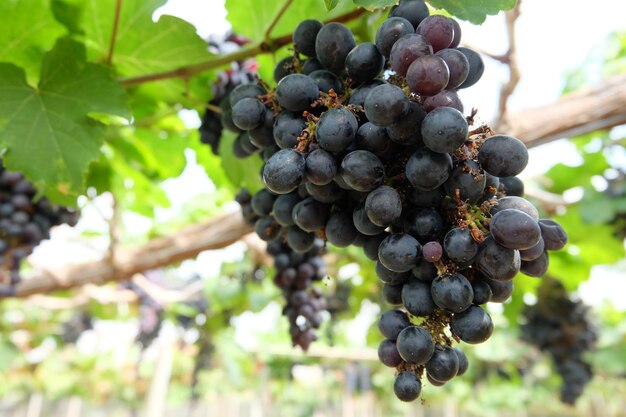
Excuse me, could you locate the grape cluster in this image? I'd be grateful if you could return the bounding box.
[0,161,79,295]
[520,279,597,404]
[236,189,328,350]
[199,33,257,154]
[222,0,567,401]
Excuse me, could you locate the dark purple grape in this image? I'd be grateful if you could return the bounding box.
[305,149,337,185]
[375,17,415,58]
[396,325,435,364]
[478,135,529,177]
[276,74,320,112]
[263,149,305,194]
[476,236,521,281]
[394,371,422,402]
[365,186,402,227]
[389,33,432,77]
[339,151,385,192]
[539,219,568,251]
[444,227,478,263]
[378,233,421,272]
[378,309,411,340]
[454,347,468,375]
[499,176,525,197]
[315,22,356,74]
[444,160,486,203]
[386,102,427,146]
[521,251,549,277]
[355,122,390,154]
[421,106,468,153]
[293,19,323,57]
[426,345,459,382]
[317,108,358,152]
[422,89,464,113]
[325,211,358,247]
[231,97,266,130]
[378,339,403,367]
[389,0,430,29]
[364,84,410,127]
[490,196,539,221]
[287,226,316,252]
[401,279,436,316]
[308,69,345,95]
[431,273,473,313]
[305,181,345,203]
[292,198,330,232]
[273,111,306,149]
[450,305,493,344]
[376,260,411,285]
[435,48,469,89]
[490,209,541,250]
[406,147,452,191]
[416,15,455,52]
[272,193,300,226]
[457,47,484,89]
[345,42,385,84]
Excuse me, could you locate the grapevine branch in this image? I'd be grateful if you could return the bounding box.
[264,0,294,40]
[119,8,366,88]
[106,0,123,66]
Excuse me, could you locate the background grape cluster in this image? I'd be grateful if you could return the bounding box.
[0,160,79,295]
[520,278,598,405]
[222,0,570,403]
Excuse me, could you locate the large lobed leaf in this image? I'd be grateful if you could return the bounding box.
[0,38,130,205]
[428,0,517,24]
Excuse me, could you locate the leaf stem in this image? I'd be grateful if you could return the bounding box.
[119,8,366,88]
[107,0,123,66]
[265,0,294,40]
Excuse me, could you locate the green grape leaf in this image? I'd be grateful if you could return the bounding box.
[428,0,517,24]
[0,0,67,81]
[353,0,397,11]
[0,38,130,206]
[217,131,264,194]
[64,0,214,104]
[325,0,340,10]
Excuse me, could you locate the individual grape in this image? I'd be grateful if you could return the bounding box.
[229,83,265,107]
[401,279,436,316]
[453,347,469,375]
[316,108,358,152]
[416,15,455,51]
[300,59,322,75]
[378,309,411,340]
[406,148,452,191]
[232,132,255,158]
[478,135,529,177]
[394,371,422,402]
[287,226,316,253]
[315,22,356,74]
[308,69,345,95]
[273,111,306,149]
[292,198,330,232]
[412,259,437,281]
[293,19,323,57]
[345,42,385,84]
[375,17,415,58]
[364,84,410,127]
[431,273,473,313]
[363,232,389,260]
[396,325,435,365]
[339,151,385,192]
[427,373,446,387]
[378,339,403,367]
[482,276,513,303]
[490,196,539,221]
[520,237,545,261]
[382,283,404,305]
[449,18,462,48]
[450,305,493,344]
[325,211,358,247]
[249,110,276,149]
[539,219,568,251]
[476,236,521,281]
[251,189,277,216]
[355,122,390,154]
[490,209,541,250]
[353,204,386,236]
[444,160,486,203]
[376,260,411,285]
[389,0,430,29]
[273,56,296,83]
[231,97,266,130]
[471,280,493,304]
[347,80,386,108]
[255,216,282,241]
[426,345,460,382]
[389,33,433,77]
[406,54,450,96]
[305,181,345,203]
[404,208,444,243]
[378,234,421,273]
[365,186,403,227]
[499,176,525,197]
[386,102,427,146]
[422,89,464,113]
[272,193,300,226]
[456,47,484,89]
[422,241,442,262]
[276,74,320,112]
[421,107,468,153]
[521,251,549,277]
[305,149,337,185]
[435,48,470,89]
[263,149,305,194]
[444,227,479,263]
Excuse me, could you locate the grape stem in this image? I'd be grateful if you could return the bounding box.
[119,8,367,88]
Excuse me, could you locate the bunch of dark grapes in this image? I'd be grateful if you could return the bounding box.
[236,188,328,350]
[198,33,257,154]
[226,0,568,401]
[520,279,597,404]
[0,161,79,296]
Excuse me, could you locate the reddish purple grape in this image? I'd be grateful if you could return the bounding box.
[406,55,450,96]
[416,15,455,52]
